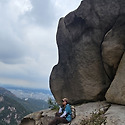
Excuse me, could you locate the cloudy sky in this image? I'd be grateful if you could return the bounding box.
[0,0,81,89]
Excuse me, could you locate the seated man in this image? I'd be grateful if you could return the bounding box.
[48,98,72,125]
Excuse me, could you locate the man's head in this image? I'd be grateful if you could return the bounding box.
[62,98,68,105]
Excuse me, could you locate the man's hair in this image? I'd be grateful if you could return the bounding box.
[62,98,68,103]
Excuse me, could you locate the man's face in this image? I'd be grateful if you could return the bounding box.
[62,100,67,105]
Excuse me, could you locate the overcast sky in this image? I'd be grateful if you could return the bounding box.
[0,0,81,89]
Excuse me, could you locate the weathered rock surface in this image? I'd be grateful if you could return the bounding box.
[50,0,125,104]
[20,102,125,125]
[20,101,110,125]
[105,53,125,105]
[102,15,125,81]
[105,105,125,125]
[20,110,55,125]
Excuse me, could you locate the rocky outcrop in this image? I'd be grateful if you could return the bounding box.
[20,101,110,125]
[105,53,125,105]
[20,110,54,125]
[105,104,125,125]
[20,101,125,125]
[50,0,125,104]
[102,15,125,81]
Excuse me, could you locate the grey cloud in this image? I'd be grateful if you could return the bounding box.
[0,0,81,89]
[0,0,8,4]
[0,71,47,83]
[24,0,57,27]
[0,31,27,64]
[0,2,29,64]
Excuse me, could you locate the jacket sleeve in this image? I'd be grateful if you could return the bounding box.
[60,111,67,117]
[58,106,62,113]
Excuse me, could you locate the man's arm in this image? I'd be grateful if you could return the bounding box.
[60,111,67,117]
[58,106,62,113]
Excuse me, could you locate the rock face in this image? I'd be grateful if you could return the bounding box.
[105,53,125,105]
[105,105,125,125]
[20,101,110,125]
[20,102,125,125]
[102,15,125,81]
[20,110,54,125]
[50,0,125,104]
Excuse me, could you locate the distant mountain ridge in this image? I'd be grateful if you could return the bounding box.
[0,87,30,125]
[0,87,16,97]
[0,87,49,125]
[4,86,52,95]
[6,86,53,101]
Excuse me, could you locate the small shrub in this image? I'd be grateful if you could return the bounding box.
[80,109,107,125]
[47,98,59,110]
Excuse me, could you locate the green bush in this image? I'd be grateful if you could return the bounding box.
[47,98,59,110]
[80,109,107,125]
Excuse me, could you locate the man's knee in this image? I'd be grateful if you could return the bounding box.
[55,112,62,117]
[55,117,61,122]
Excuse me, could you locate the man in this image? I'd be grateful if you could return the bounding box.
[48,98,72,125]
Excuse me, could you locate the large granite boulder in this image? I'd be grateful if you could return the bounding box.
[105,53,125,105]
[103,15,125,105]
[50,0,125,104]
[105,105,125,125]
[102,15,125,81]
